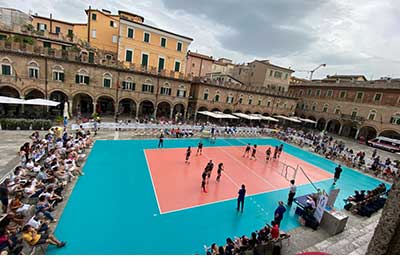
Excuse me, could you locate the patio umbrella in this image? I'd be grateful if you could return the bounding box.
[24,98,60,107]
[63,102,69,119]
[0,96,26,104]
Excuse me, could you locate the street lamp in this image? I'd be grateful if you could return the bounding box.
[309,64,326,80]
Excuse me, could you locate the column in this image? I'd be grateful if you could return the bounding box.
[169,108,174,120]
[20,95,25,114]
[153,106,158,119]
[323,122,328,131]
[338,124,343,135]
[183,109,187,121]
[135,107,139,120]
[194,110,198,122]
[68,100,73,117]
[355,128,360,140]
[92,102,97,115]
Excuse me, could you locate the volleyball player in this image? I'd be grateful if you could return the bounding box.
[266,147,271,162]
[201,171,208,193]
[196,141,203,156]
[185,146,192,164]
[250,145,257,160]
[243,143,251,158]
[216,163,224,182]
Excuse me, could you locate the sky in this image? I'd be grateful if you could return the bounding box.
[1,0,399,79]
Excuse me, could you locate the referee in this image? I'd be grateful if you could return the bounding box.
[287,179,296,206]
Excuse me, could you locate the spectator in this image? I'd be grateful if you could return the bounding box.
[274,201,286,226]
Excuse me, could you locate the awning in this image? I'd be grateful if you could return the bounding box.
[197,111,238,119]
[24,99,60,106]
[275,115,302,123]
[233,112,261,120]
[251,114,279,122]
[0,96,26,104]
[298,118,317,124]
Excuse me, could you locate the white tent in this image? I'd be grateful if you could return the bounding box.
[233,112,261,120]
[24,98,60,107]
[197,111,238,119]
[251,114,279,122]
[0,96,26,104]
[275,115,302,123]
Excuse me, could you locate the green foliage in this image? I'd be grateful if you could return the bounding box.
[0,119,52,130]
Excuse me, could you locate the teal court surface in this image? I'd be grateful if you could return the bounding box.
[47,138,387,255]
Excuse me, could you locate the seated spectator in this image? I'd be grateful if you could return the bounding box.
[22,225,65,248]
[271,221,280,239]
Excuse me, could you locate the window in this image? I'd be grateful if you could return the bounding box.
[274,71,283,78]
[269,70,273,76]
[227,95,234,104]
[158,57,165,72]
[390,113,400,125]
[160,37,167,48]
[1,64,11,75]
[284,73,288,80]
[374,93,382,101]
[141,53,149,69]
[307,89,312,96]
[334,106,341,115]
[368,110,377,120]
[112,35,118,43]
[322,104,328,113]
[103,73,112,88]
[68,29,73,37]
[214,94,220,102]
[248,97,253,105]
[53,70,64,82]
[43,41,51,48]
[356,91,363,100]
[239,97,243,104]
[177,87,186,97]
[28,67,39,79]
[299,89,303,96]
[127,27,134,38]
[92,13,97,20]
[351,110,358,119]
[327,90,333,97]
[55,26,61,34]
[311,103,316,111]
[258,99,262,106]
[267,101,271,107]
[340,90,346,98]
[174,60,181,72]
[160,87,171,96]
[88,52,94,63]
[125,50,133,62]
[91,30,96,38]
[37,23,47,31]
[143,32,150,43]
[122,80,135,91]
[316,89,321,96]
[142,83,154,93]
[75,70,89,85]
[177,41,182,52]
[203,92,209,100]
[110,21,116,27]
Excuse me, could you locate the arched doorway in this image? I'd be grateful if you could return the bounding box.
[118,98,136,118]
[341,122,358,138]
[139,100,154,119]
[245,111,251,115]
[326,119,341,134]
[317,118,326,131]
[0,85,21,117]
[24,89,45,119]
[49,90,68,117]
[379,130,400,139]
[358,126,377,141]
[308,116,317,122]
[73,93,93,116]
[173,103,185,121]
[262,113,270,117]
[211,108,221,112]
[223,109,232,114]
[96,96,115,116]
[156,101,171,119]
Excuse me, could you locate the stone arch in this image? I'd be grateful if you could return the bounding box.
[156,101,172,119]
[358,125,378,140]
[24,89,45,117]
[0,85,22,117]
[49,90,69,116]
[326,119,341,134]
[173,103,185,121]
[211,108,221,112]
[245,110,251,114]
[308,116,317,121]
[139,100,155,119]
[23,87,45,98]
[96,95,115,115]
[197,106,208,112]
[73,92,94,116]
[379,129,400,140]
[341,121,358,138]
[262,112,270,116]
[317,117,326,131]
[118,98,137,117]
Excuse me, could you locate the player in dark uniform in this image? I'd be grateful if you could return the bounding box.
[250,145,257,160]
[206,160,214,179]
[216,163,224,182]
[196,141,203,156]
[201,171,208,193]
[273,146,278,159]
[185,146,192,164]
[333,164,343,185]
[266,147,271,162]
[243,144,251,158]
[158,133,164,148]
[277,144,284,158]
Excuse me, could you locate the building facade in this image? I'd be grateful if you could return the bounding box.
[232,60,294,92]
[211,58,234,75]
[290,79,400,139]
[185,51,213,77]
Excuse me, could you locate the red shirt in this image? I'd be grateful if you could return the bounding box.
[271,225,280,239]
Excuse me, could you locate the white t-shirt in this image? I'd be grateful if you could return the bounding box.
[290,185,297,193]
[27,216,41,229]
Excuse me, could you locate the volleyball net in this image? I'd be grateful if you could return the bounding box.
[272,161,319,191]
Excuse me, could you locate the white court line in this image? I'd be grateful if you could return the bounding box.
[143,149,162,215]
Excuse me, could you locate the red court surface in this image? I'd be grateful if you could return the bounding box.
[145,146,332,214]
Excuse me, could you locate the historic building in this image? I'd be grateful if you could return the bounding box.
[290,78,400,139]
[231,60,294,92]
[185,51,214,77]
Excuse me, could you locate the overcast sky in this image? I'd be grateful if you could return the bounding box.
[1,0,399,79]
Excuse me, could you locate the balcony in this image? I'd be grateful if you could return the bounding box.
[341,114,365,123]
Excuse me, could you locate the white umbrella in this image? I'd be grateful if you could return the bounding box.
[24,98,60,107]
[251,114,279,122]
[233,112,261,120]
[63,102,69,119]
[0,96,26,104]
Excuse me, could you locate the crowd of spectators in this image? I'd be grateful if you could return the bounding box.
[275,128,400,183]
[0,127,92,254]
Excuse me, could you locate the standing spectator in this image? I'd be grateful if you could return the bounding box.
[287,180,296,206]
[274,201,286,226]
[158,133,164,148]
[237,184,246,213]
[333,164,343,185]
[0,180,9,213]
[63,116,68,128]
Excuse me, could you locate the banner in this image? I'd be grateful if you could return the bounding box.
[314,193,328,223]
